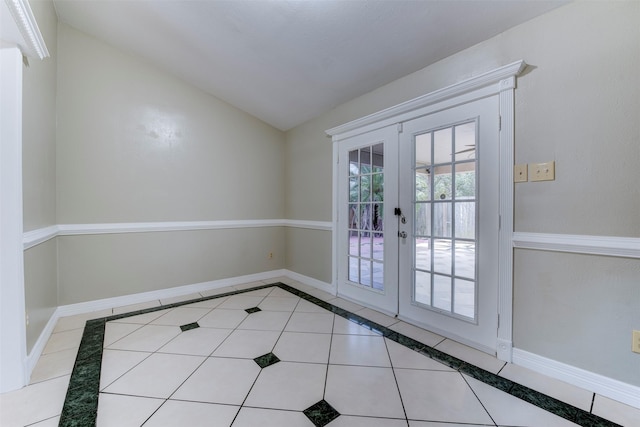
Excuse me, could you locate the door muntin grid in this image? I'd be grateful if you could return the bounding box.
[348,143,384,292]
[413,120,478,322]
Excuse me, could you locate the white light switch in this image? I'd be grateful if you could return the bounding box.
[530,161,555,182]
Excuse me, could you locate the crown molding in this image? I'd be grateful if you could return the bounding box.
[2,0,49,59]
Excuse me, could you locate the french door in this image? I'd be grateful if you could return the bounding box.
[337,96,500,353]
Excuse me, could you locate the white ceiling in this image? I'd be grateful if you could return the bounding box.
[52,0,567,131]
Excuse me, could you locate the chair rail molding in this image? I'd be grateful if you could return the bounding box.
[513,232,640,259]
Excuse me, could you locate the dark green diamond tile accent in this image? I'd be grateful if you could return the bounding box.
[303,399,340,427]
[254,352,280,368]
[180,322,200,332]
[245,306,262,314]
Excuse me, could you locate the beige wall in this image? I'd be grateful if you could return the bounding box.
[22,0,58,353]
[55,23,286,303]
[285,1,640,385]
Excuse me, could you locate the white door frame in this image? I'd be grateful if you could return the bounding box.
[327,60,526,362]
[0,0,49,392]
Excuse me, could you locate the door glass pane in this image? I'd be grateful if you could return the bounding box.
[455,202,475,239]
[433,165,452,200]
[347,144,384,291]
[454,279,475,318]
[416,169,430,201]
[433,202,452,237]
[455,163,475,198]
[455,122,476,161]
[415,132,432,166]
[415,238,430,271]
[433,275,451,311]
[433,239,452,275]
[415,203,431,236]
[433,128,452,165]
[455,241,475,280]
[415,270,431,305]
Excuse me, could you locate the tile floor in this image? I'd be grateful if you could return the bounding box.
[1,278,639,427]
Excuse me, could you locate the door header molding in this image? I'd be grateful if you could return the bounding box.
[326,60,526,141]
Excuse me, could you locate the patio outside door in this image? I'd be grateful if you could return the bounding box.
[398,96,500,354]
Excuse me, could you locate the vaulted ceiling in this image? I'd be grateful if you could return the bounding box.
[53,0,567,131]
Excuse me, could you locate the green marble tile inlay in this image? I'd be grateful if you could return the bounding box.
[180,322,200,332]
[59,282,621,427]
[303,399,340,427]
[253,352,280,369]
[245,306,262,314]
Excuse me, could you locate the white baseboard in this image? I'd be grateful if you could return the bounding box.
[56,269,287,317]
[283,269,335,294]
[25,308,60,383]
[513,348,640,409]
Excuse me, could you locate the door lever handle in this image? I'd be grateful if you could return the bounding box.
[398,231,407,238]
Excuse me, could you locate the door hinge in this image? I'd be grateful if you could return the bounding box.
[498,115,502,131]
[397,123,403,133]
[498,215,502,230]
[497,314,500,329]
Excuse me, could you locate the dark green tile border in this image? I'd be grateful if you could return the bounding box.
[59,282,620,427]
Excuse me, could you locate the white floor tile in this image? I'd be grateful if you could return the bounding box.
[103,322,143,347]
[295,298,330,313]
[103,353,204,399]
[53,309,112,333]
[159,292,202,306]
[106,324,181,352]
[464,375,580,426]
[434,339,505,374]
[0,375,69,427]
[172,357,260,405]
[233,281,269,291]
[232,407,314,427]
[218,294,266,309]
[244,361,326,411]
[325,365,405,419]
[42,328,84,355]
[30,348,77,384]
[144,400,239,426]
[199,286,235,297]
[592,394,640,427]
[394,370,493,424]
[332,316,381,336]
[182,296,229,309]
[150,307,212,326]
[112,300,161,315]
[110,308,170,325]
[100,349,150,390]
[285,312,335,333]
[499,363,593,411]
[329,335,391,367]
[303,288,337,302]
[198,308,248,329]
[25,415,61,426]
[272,331,332,364]
[388,321,445,347]
[328,415,408,426]
[237,310,292,331]
[353,307,399,327]
[211,329,281,359]
[408,422,489,427]
[157,327,232,356]
[96,393,163,427]
[385,339,453,371]
[267,287,299,298]
[258,296,300,311]
[329,298,365,312]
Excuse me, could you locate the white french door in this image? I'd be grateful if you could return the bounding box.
[398,96,499,353]
[337,124,399,315]
[337,96,500,353]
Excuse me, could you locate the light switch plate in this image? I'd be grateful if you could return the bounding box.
[530,161,555,182]
[633,330,640,354]
[514,164,528,183]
